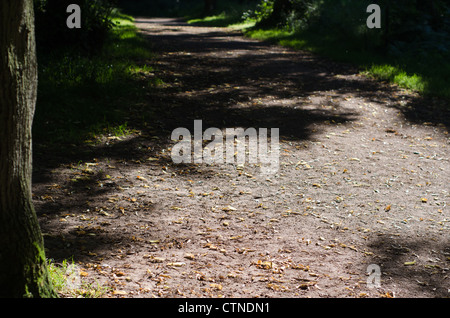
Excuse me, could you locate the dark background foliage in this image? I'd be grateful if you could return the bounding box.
[34,0,116,54]
[254,0,450,54]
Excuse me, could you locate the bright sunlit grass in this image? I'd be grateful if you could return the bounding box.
[47,259,109,298]
[188,13,256,30]
[368,65,426,92]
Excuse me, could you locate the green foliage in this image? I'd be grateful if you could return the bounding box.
[34,0,116,53]
[47,259,109,297]
[186,0,261,27]
[192,0,262,19]
[244,0,274,22]
[33,13,158,144]
[251,0,450,52]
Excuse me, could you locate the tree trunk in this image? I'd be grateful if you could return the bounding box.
[256,0,293,28]
[0,0,56,298]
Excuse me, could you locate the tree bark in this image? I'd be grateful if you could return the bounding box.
[0,0,56,298]
[256,0,293,28]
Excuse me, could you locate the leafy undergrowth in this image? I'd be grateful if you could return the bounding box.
[48,259,110,298]
[188,12,256,30]
[185,0,257,30]
[33,11,159,146]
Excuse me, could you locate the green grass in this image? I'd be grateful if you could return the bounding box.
[34,11,158,145]
[245,28,450,100]
[48,259,109,298]
[367,65,426,92]
[188,12,256,29]
[186,0,258,30]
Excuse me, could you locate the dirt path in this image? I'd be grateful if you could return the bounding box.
[34,17,450,298]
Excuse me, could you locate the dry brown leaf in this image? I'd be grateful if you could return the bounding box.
[113,290,128,295]
[210,283,223,290]
[167,262,186,267]
[222,205,237,211]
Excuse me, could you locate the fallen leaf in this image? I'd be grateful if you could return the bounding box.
[113,290,128,295]
[267,283,288,291]
[254,260,273,269]
[204,243,218,250]
[404,261,416,266]
[291,264,309,271]
[167,262,186,267]
[210,283,223,290]
[149,256,165,263]
[222,205,237,211]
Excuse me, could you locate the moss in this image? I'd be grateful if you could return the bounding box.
[21,241,58,298]
[31,242,58,298]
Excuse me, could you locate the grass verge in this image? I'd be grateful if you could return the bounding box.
[186,0,257,30]
[245,28,450,100]
[34,11,158,145]
[188,12,256,29]
[48,259,109,298]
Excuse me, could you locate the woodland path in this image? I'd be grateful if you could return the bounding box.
[35,17,450,298]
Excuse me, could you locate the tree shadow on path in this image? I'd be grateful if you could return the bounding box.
[35,18,449,288]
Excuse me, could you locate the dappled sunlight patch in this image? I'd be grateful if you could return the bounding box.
[47,259,110,298]
[367,64,426,93]
[34,14,450,299]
